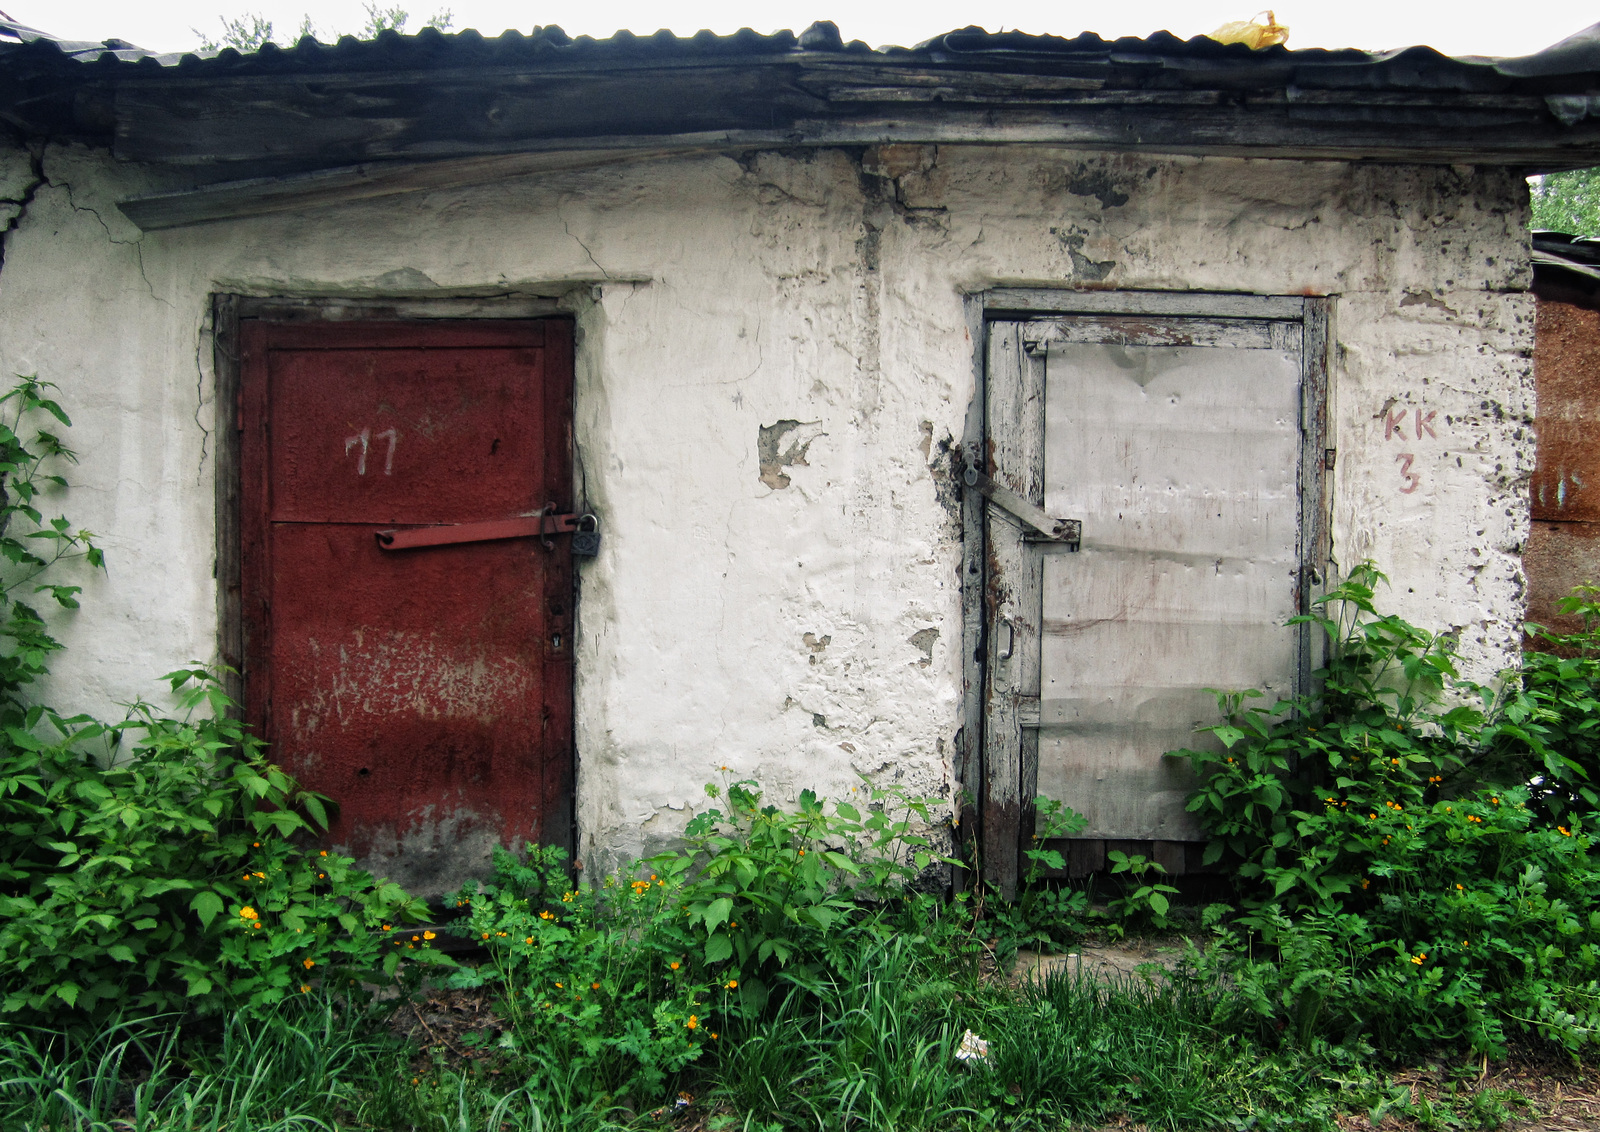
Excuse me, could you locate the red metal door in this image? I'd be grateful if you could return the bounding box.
[239,319,574,895]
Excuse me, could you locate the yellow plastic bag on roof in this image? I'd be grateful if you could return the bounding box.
[1209,10,1289,49]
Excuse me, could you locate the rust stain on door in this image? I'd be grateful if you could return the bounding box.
[240,319,575,895]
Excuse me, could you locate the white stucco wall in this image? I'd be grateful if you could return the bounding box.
[0,141,1533,871]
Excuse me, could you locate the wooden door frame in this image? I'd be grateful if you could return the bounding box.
[958,288,1334,896]
[210,292,582,861]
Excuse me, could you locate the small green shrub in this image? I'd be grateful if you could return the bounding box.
[448,776,959,1112]
[989,795,1091,953]
[0,376,437,1026]
[1180,562,1600,1056]
[1102,850,1179,934]
[446,842,715,1112]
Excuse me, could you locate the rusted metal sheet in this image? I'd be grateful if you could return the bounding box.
[1525,519,1600,639]
[1531,300,1600,524]
[1034,330,1302,840]
[240,319,574,896]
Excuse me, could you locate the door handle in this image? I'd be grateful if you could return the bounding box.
[997,617,1015,661]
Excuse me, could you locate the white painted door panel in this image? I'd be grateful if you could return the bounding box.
[1036,339,1302,839]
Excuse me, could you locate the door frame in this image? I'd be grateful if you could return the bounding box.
[957,289,1334,895]
[210,292,583,863]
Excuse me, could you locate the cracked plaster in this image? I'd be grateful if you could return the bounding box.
[0,141,1534,877]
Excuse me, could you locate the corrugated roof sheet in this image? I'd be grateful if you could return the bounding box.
[3,16,1599,90]
[10,16,1600,230]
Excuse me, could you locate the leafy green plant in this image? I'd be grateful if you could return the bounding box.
[651,776,956,1004]
[447,842,714,1112]
[1103,851,1179,934]
[1532,168,1600,236]
[989,796,1090,953]
[0,376,435,1026]
[447,777,959,1112]
[1178,562,1600,1056]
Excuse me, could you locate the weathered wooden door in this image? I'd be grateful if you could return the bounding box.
[978,295,1326,891]
[238,319,574,895]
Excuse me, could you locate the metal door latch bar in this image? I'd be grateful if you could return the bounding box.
[377,511,598,552]
[962,461,1081,550]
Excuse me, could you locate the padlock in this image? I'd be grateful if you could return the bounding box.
[571,513,601,558]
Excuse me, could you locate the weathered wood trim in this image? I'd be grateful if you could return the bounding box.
[955,293,988,894]
[118,148,715,231]
[234,294,569,321]
[986,289,1305,320]
[981,324,1045,899]
[1300,297,1335,691]
[212,294,244,714]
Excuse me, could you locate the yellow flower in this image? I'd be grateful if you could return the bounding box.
[592,982,601,990]
[412,935,420,942]
[710,1031,719,1040]
[319,850,328,857]
[382,925,391,931]
[686,1015,698,1030]
[300,984,311,993]
[539,910,555,921]
[1456,884,1464,891]
[1560,826,1572,836]
[525,937,534,945]
[555,982,564,989]
[252,841,260,847]
[423,931,436,940]
[302,958,315,969]
[1410,955,1423,966]
[726,979,738,989]
[239,906,259,920]
[671,961,681,970]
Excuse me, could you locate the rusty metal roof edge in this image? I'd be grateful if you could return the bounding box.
[6,18,1600,88]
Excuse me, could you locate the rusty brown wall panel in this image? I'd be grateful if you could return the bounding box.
[1525,519,1600,637]
[1532,300,1600,523]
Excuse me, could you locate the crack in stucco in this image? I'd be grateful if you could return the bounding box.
[0,140,45,279]
[192,306,212,484]
[46,161,171,308]
[558,200,611,279]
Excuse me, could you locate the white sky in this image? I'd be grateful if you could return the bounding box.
[12,1,1600,59]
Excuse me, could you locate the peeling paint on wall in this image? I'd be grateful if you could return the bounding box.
[0,143,1535,878]
[757,419,824,490]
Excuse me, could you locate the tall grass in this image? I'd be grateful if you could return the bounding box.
[0,943,1523,1132]
[702,936,1263,1131]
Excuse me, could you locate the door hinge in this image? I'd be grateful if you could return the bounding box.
[963,461,1081,550]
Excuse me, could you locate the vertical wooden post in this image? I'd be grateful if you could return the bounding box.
[981,324,1045,899]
